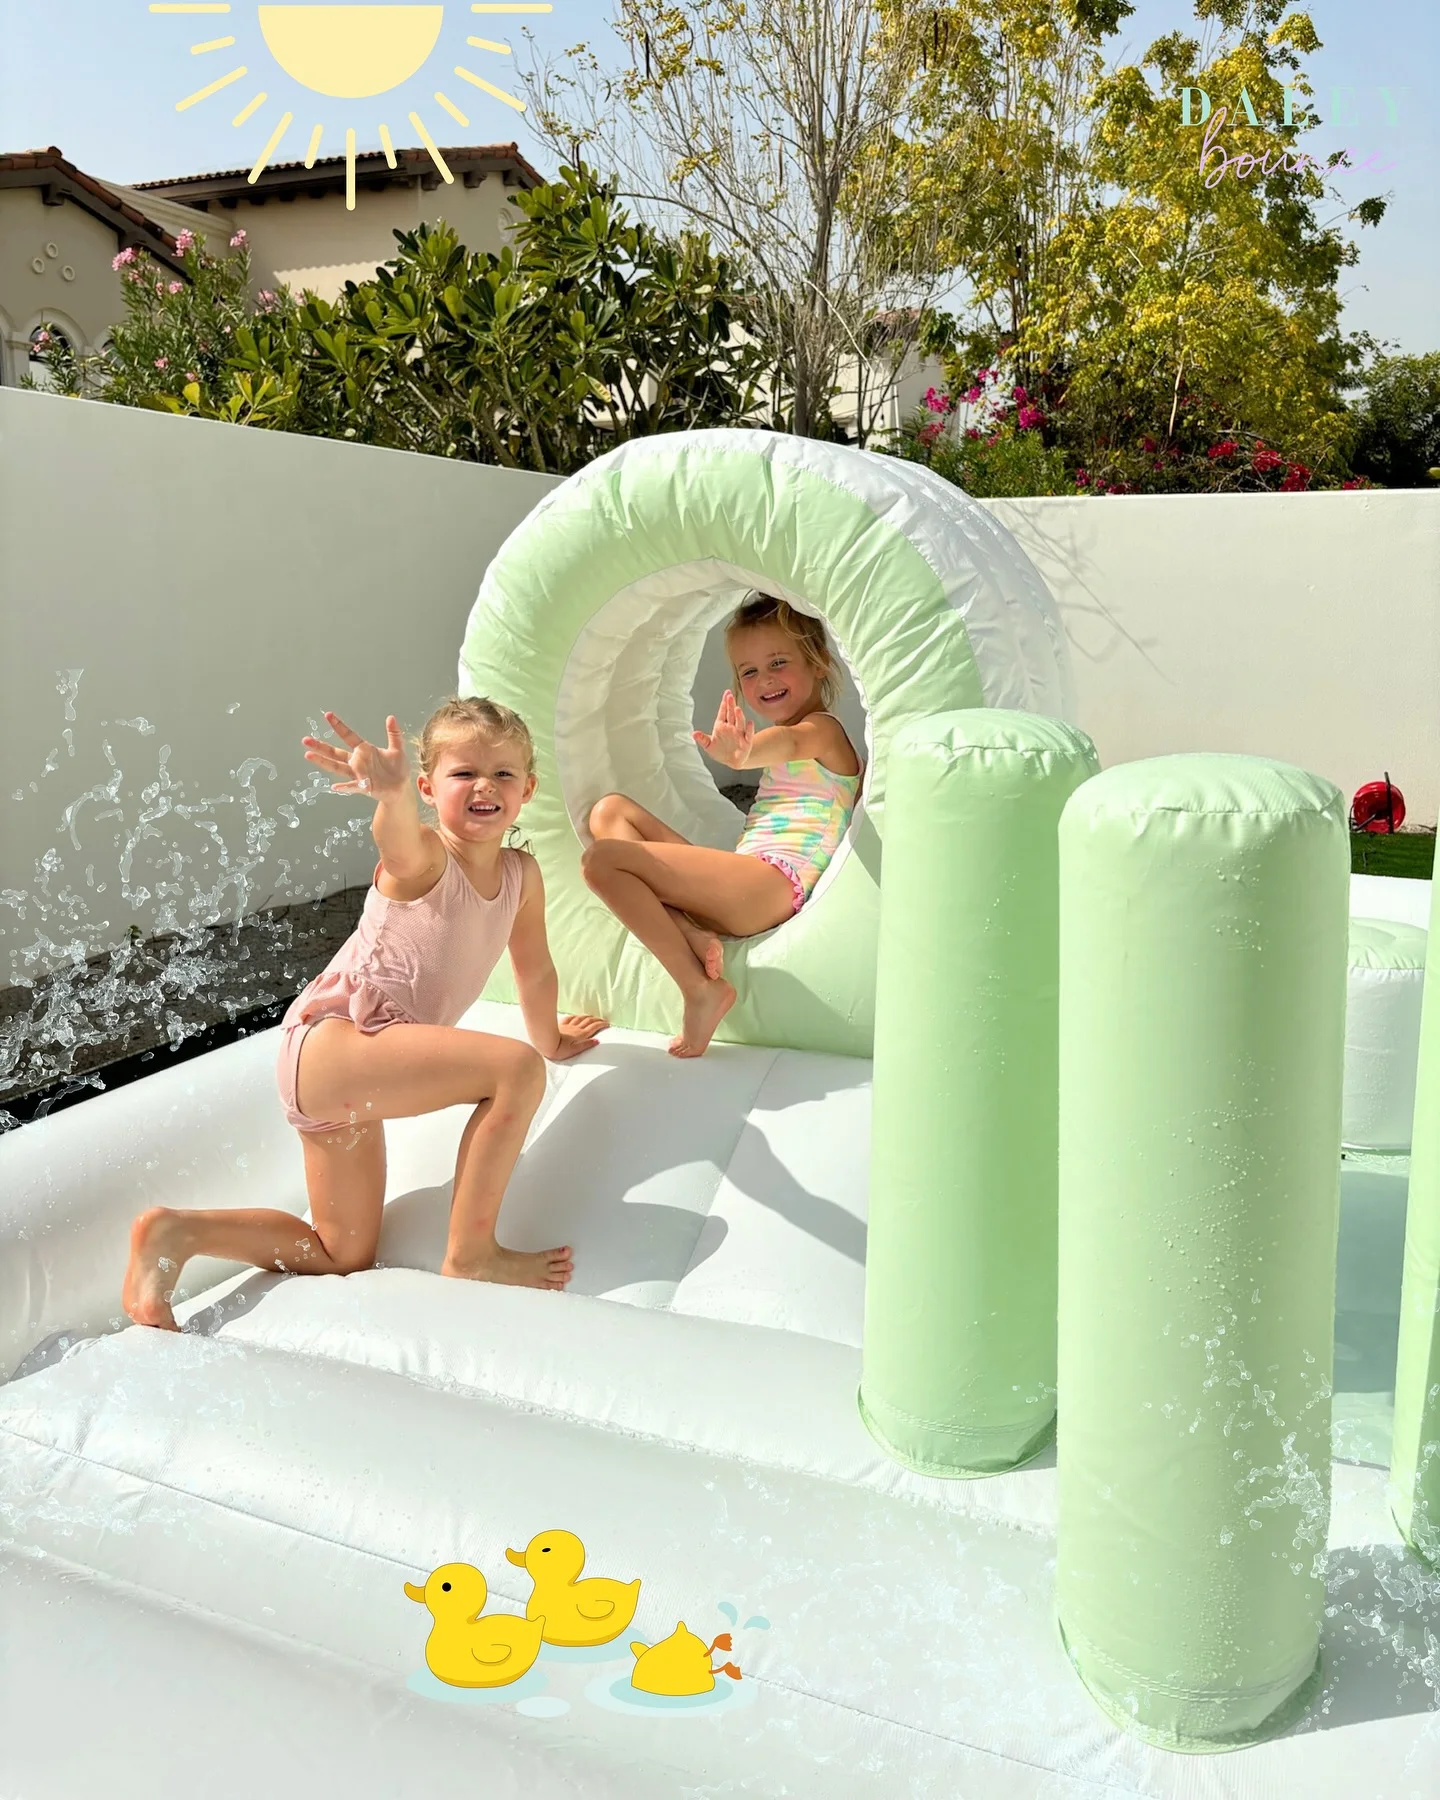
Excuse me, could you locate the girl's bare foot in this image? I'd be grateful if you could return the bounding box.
[442,1243,574,1291]
[671,911,726,981]
[122,1207,189,1330]
[669,978,737,1058]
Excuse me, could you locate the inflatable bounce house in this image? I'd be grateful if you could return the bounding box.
[2,430,1437,1795]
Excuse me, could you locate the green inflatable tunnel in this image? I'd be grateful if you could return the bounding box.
[460,429,1075,1056]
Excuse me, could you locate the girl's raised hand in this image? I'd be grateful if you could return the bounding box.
[302,712,410,801]
[693,689,754,769]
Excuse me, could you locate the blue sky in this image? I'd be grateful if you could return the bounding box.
[1,2,1433,352]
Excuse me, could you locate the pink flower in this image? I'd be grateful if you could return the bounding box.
[1142,436,1156,453]
[257,289,277,308]
[112,247,137,270]
[155,356,168,369]
[1253,448,1284,474]
[229,229,248,248]
[1016,405,1043,430]
[922,386,948,414]
[1206,439,1237,459]
[1342,478,1362,490]
[964,427,981,440]
[918,420,944,445]
[1075,469,1090,486]
[167,280,183,294]
[964,385,983,403]
[174,229,195,253]
[1012,385,1028,403]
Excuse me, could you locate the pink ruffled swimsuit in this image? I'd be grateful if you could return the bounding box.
[275,847,524,1133]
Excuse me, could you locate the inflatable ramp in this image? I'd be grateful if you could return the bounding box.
[1,988,1435,1797]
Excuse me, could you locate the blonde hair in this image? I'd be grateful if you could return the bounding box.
[414,696,536,777]
[412,697,536,852]
[724,593,839,709]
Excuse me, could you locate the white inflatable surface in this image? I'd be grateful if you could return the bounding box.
[1,881,1436,1796]
[1345,918,1427,1150]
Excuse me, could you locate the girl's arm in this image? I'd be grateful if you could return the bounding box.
[694,694,851,773]
[507,854,607,1062]
[304,711,442,889]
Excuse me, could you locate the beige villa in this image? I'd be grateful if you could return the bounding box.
[0,140,541,387]
[133,139,543,300]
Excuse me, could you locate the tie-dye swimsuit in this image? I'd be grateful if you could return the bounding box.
[734,712,861,915]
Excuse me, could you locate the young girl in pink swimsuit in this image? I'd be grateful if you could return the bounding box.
[584,593,861,1059]
[122,697,607,1330]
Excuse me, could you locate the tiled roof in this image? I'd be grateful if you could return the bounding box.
[134,141,544,192]
[0,147,185,265]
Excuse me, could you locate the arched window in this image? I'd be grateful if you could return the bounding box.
[27,324,71,385]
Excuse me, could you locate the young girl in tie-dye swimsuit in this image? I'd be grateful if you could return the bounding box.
[583,593,862,1060]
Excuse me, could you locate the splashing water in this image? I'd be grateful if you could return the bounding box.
[1186,1287,1440,1728]
[0,675,370,1128]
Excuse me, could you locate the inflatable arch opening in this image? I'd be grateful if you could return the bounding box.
[556,559,876,904]
[460,429,1075,1057]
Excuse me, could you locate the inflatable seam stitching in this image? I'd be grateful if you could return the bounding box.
[1060,1618,1320,1708]
[3,1354,1057,1544]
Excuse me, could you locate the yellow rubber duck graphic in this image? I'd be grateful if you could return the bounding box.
[629,1622,742,1697]
[403,1562,546,1688]
[504,1529,641,1647]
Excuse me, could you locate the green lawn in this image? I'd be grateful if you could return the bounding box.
[1350,830,1436,879]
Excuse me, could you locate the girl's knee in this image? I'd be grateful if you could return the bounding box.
[327,1244,378,1277]
[587,793,632,837]
[494,1038,547,1101]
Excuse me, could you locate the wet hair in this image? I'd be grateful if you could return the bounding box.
[412,696,535,852]
[414,696,536,777]
[724,592,839,709]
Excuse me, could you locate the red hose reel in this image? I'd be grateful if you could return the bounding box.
[1350,774,1406,834]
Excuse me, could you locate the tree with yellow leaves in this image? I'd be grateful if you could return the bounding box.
[879,0,1392,490]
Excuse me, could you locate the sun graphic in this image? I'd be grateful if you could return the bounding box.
[149,3,553,207]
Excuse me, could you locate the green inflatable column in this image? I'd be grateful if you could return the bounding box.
[1056,756,1349,1751]
[1390,864,1440,1565]
[859,709,1099,1476]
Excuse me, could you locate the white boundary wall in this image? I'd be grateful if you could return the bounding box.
[0,389,557,987]
[987,490,1440,829]
[2,388,1435,986]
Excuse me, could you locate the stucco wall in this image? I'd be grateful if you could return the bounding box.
[0,189,131,386]
[2,388,1435,988]
[187,178,522,301]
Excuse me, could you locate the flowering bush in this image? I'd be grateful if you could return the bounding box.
[883,364,1071,497]
[889,361,1362,495]
[30,227,288,417]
